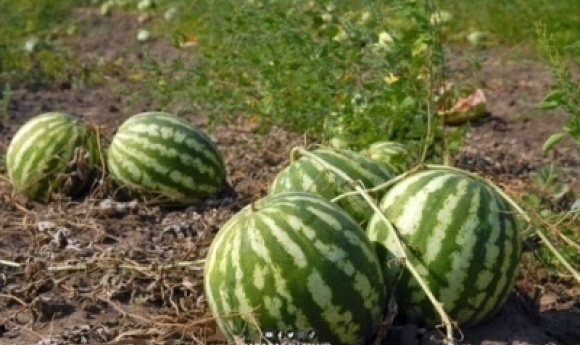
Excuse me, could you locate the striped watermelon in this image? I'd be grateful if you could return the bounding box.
[204,192,387,344]
[366,169,521,327]
[361,141,409,174]
[107,112,226,205]
[269,148,394,225]
[6,112,101,201]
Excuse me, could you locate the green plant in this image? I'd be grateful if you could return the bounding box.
[133,0,455,160]
[523,165,579,278]
[527,165,573,212]
[442,0,580,57]
[0,0,100,88]
[0,83,12,125]
[536,23,580,154]
[533,213,580,278]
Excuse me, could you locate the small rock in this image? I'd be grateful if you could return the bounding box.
[37,221,57,232]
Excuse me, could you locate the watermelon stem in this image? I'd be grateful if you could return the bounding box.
[250,194,259,212]
[289,146,302,162]
[296,147,458,345]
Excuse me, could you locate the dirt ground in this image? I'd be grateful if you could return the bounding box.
[0,7,579,345]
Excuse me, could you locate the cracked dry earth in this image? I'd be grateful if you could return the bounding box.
[0,7,579,345]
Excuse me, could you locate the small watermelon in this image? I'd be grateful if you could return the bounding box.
[361,141,409,174]
[6,112,101,201]
[269,147,394,226]
[106,111,226,205]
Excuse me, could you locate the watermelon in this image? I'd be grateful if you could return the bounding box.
[204,192,387,344]
[361,141,409,174]
[6,112,101,201]
[269,148,394,225]
[366,169,521,327]
[106,111,226,205]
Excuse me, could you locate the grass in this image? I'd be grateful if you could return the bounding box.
[133,0,456,163]
[0,0,99,89]
[132,0,580,158]
[440,0,580,58]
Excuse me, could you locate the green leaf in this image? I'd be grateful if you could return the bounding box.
[542,132,566,152]
[564,40,580,53]
[572,199,580,212]
[537,89,566,110]
[537,100,560,110]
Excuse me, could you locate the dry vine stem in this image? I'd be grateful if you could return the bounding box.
[294,147,457,345]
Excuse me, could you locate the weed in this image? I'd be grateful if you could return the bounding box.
[1,83,12,125]
[535,23,580,154]
[441,0,580,58]
[524,165,579,280]
[130,0,463,163]
[0,0,100,89]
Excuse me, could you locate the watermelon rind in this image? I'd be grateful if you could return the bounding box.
[204,191,387,344]
[367,169,521,327]
[269,147,394,226]
[106,111,226,205]
[6,112,102,202]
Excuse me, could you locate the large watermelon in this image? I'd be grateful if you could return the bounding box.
[107,111,226,205]
[269,148,394,225]
[366,169,521,327]
[6,112,101,201]
[204,192,387,344]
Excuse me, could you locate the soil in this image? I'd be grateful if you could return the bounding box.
[0,7,579,345]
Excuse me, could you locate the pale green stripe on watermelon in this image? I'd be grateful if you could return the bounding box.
[204,192,386,344]
[107,112,225,202]
[108,139,220,193]
[117,121,223,172]
[314,149,387,185]
[367,169,521,327]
